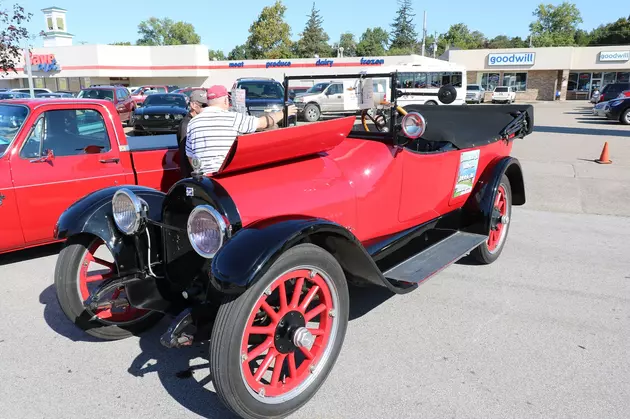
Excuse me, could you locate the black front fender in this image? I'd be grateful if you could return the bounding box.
[54,185,166,272]
[210,216,400,294]
[462,156,525,235]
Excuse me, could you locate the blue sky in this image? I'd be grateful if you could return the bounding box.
[22,0,625,53]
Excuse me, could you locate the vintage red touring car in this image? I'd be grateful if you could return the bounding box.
[53,71,533,419]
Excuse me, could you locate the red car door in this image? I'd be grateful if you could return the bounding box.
[9,105,126,245]
[0,158,25,252]
[114,88,129,122]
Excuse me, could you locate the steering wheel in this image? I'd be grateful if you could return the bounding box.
[360,84,457,132]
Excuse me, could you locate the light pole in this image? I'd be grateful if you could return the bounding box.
[24,43,35,98]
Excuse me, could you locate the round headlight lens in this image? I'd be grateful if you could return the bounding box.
[187,205,227,258]
[112,188,143,235]
[401,112,427,139]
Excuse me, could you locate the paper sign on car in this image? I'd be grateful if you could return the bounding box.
[231,88,247,114]
[342,78,374,111]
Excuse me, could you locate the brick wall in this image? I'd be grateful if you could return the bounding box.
[520,70,558,100]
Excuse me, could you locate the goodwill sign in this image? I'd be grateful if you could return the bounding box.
[488,52,535,66]
[599,51,629,62]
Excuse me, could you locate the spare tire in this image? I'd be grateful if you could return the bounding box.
[437,84,457,105]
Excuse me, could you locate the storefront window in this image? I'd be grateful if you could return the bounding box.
[617,72,630,83]
[57,78,69,91]
[34,78,45,88]
[480,72,500,91]
[502,72,527,92]
[577,72,591,91]
[568,73,578,91]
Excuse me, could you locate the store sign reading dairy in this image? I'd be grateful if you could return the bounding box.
[599,51,629,62]
[488,52,535,66]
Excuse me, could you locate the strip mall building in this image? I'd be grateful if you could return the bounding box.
[3,7,629,102]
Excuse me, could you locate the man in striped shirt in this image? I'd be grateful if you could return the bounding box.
[185,85,297,175]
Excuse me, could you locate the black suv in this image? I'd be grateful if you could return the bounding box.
[232,77,296,125]
[599,82,630,103]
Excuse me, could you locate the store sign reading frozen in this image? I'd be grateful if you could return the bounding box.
[599,51,630,62]
[488,52,535,66]
[29,53,61,72]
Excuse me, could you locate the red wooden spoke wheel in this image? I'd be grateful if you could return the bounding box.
[487,184,509,253]
[78,238,148,323]
[210,244,349,419]
[240,267,337,400]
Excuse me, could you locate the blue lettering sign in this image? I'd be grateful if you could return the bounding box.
[266,60,292,68]
[229,62,244,67]
[488,53,535,66]
[316,58,334,67]
[35,59,60,72]
[360,57,385,65]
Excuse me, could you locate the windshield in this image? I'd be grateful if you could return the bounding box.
[495,87,508,92]
[238,82,284,99]
[0,104,29,156]
[306,83,330,94]
[78,89,114,101]
[143,94,187,107]
[467,85,479,91]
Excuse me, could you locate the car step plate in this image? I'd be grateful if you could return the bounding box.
[384,231,487,284]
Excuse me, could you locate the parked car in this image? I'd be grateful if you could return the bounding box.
[592,100,610,117]
[289,86,309,99]
[131,85,169,104]
[0,92,31,100]
[172,87,208,102]
[52,71,533,419]
[55,90,76,97]
[233,77,296,125]
[133,93,188,135]
[36,92,74,98]
[466,84,486,103]
[0,98,181,255]
[166,85,180,92]
[605,96,630,125]
[597,82,630,103]
[77,85,137,127]
[293,79,388,122]
[492,86,516,104]
[10,87,53,96]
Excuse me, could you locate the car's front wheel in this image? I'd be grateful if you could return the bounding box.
[54,234,163,340]
[470,174,512,264]
[210,243,349,419]
[620,108,630,125]
[303,103,321,122]
[127,109,136,127]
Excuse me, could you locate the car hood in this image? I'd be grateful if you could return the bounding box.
[246,98,293,108]
[136,105,187,114]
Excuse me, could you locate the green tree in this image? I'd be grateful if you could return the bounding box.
[573,29,591,46]
[228,44,249,60]
[208,49,226,60]
[529,2,582,47]
[441,23,487,49]
[295,3,332,58]
[487,35,529,48]
[356,27,389,56]
[425,33,445,57]
[389,0,418,51]
[0,3,33,74]
[136,17,200,45]
[588,16,630,46]
[332,32,357,57]
[245,0,293,59]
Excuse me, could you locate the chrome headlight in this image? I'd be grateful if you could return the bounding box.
[187,205,228,258]
[112,188,146,235]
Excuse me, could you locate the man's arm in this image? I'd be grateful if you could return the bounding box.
[255,105,297,131]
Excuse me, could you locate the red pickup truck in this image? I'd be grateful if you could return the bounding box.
[0,98,181,255]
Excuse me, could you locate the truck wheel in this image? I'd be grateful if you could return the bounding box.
[424,100,437,105]
[54,234,163,340]
[470,174,512,265]
[621,109,630,125]
[303,103,321,122]
[210,243,349,419]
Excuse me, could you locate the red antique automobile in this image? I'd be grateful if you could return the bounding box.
[0,98,180,255]
[53,72,533,419]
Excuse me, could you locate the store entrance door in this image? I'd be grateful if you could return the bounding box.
[591,72,603,99]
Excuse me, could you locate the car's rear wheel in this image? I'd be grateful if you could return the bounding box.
[470,174,512,264]
[620,108,630,125]
[303,103,321,122]
[424,100,437,105]
[210,244,349,419]
[54,234,163,340]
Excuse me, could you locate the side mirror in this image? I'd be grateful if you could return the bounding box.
[30,149,54,163]
[395,89,404,98]
[401,112,427,139]
[437,84,457,104]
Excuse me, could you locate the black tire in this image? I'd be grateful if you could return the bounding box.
[470,174,512,265]
[424,100,437,105]
[303,103,321,122]
[492,100,496,104]
[210,243,349,419]
[126,109,136,127]
[620,108,630,125]
[54,234,163,340]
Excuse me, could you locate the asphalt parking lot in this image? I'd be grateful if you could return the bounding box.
[2,101,629,419]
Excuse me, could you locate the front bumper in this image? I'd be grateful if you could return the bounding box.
[134,118,182,133]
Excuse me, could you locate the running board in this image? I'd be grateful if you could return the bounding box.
[384,231,487,284]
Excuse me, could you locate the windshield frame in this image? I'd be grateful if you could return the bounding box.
[0,103,31,158]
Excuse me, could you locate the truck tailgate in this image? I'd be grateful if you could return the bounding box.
[127,134,181,192]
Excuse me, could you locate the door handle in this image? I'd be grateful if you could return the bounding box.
[99,158,120,164]
[0,193,5,207]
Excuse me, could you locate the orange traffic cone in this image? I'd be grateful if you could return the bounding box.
[595,142,612,164]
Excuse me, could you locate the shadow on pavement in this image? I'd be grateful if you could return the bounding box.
[534,125,629,137]
[0,243,62,266]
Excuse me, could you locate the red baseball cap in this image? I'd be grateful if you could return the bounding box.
[207,85,228,100]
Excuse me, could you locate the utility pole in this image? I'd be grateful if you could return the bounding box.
[23,41,35,98]
[432,31,438,58]
[421,11,427,56]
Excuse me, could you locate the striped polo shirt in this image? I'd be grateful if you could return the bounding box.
[185,107,259,174]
